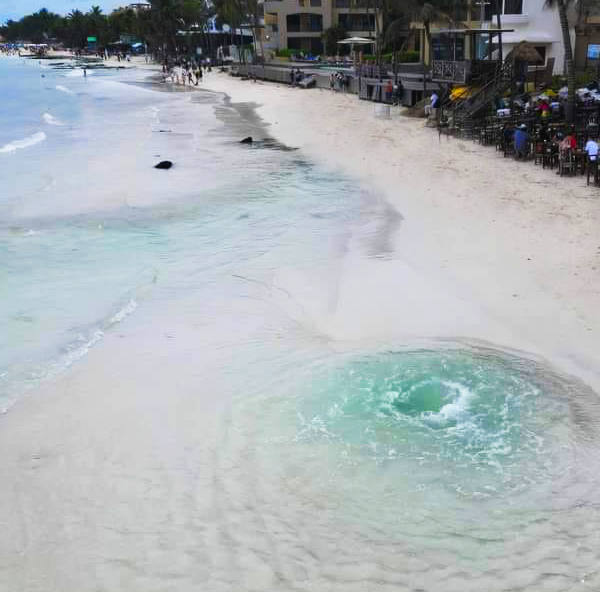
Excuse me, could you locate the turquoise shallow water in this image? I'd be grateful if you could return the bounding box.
[0,57,361,409]
[2,57,600,591]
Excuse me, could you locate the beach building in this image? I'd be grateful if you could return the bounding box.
[262,0,382,55]
[480,0,575,74]
[574,6,600,72]
[410,1,575,77]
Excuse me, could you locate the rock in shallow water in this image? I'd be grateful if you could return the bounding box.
[154,160,173,170]
[240,137,253,144]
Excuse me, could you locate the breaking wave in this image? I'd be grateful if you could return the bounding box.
[0,131,46,154]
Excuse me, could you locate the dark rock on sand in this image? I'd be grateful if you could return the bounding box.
[240,137,253,144]
[155,161,173,170]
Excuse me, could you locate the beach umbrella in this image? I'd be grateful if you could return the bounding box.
[337,37,374,46]
[337,37,375,70]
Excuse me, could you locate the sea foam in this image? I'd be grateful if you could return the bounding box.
[56,85,74,94]
[43,112,63,126]
[0,131,47,154]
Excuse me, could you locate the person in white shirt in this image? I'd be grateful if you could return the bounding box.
[585,138,599,161]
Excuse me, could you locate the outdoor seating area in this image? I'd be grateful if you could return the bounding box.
[450,115,600,187]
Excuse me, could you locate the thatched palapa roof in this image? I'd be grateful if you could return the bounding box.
[506,41,544,64]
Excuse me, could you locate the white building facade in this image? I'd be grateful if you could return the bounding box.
[482,0,575,74]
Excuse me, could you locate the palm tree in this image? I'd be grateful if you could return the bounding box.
[545,0,576,122]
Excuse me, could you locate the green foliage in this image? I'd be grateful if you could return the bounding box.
[551,74,565,90]
[576,69,597,87]
[275,48,300,58]
[322,24,347,56]
[0,1,214,52]
[397,49,419,62]
[371,50,419,63]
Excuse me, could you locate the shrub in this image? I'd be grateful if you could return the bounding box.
[275,48,300,58]
[398,49,419,63]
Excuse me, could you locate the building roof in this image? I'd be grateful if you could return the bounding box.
[431,28,515,35]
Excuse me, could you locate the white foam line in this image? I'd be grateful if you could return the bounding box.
[43,112,63,126]
[56,84,74,95]
[109,299,138,325]
[0,131,46,154]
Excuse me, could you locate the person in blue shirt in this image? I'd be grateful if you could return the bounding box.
[514,124,529,159]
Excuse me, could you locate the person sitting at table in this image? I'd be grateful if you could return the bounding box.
[514,124,529,159]
[502,123,513,150]
[563,128,577,150]
[537,122,550,142]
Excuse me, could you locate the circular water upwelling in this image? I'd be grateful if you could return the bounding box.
[228,347,600,589]
[294,348,594,499]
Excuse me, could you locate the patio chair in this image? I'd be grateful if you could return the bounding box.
[559,149,576,176]
[533,141,545,165]
[503,139,514,158]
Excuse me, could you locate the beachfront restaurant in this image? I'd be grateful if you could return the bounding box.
[429,28,514,86]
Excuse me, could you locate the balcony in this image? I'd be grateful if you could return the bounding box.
[431,60,470,83]
[431,59,500,84]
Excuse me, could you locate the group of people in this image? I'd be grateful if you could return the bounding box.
[162,58,212,86]
[497,94,564,120]
[289,68,305,87]
[503,122,599,166]
[328,71,351,93]
[0,45,20,56]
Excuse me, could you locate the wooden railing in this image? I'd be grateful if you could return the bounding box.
[431,60,470,83]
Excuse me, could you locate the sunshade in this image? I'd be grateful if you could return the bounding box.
[506,41,544,64]
[337,37,374,45]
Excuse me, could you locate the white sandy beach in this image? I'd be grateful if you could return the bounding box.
[202,72,600,388]
[2,64,600,592]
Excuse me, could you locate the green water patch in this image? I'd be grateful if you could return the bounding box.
[284,347,595,498]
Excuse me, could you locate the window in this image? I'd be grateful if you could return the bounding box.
[287,36,323,53]
[335,0,350,6]
[432,35,464,61]
[287,12,322,32]
[287,13,300,31]
[310,0,321,6]
[484,0,522,18]
[504,0,523,14]
[272,23,279,32]
[337,13,374,31]
[534,45,546,63]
